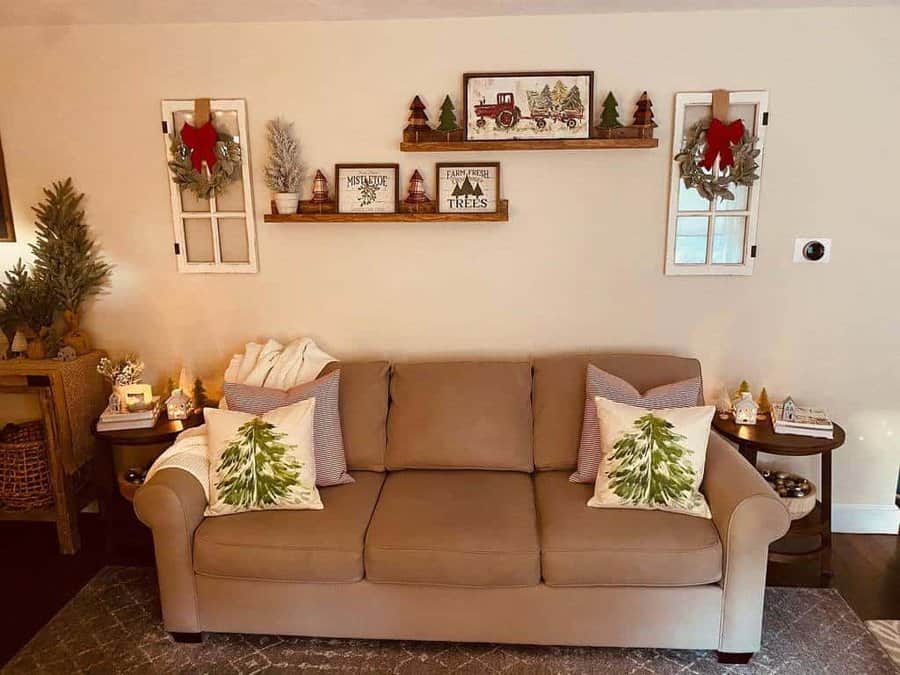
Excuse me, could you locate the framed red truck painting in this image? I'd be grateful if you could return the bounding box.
[463,71,594,142]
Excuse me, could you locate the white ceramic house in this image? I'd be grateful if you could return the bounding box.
[733,391,759,425]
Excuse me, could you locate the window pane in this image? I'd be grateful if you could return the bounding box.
[717,183,749,211]
[678,180,711,212]
[183,218,215,263]
[217,217,250,263]
[180,188,210,213]
[675,216,708,264]
[711,216,746,264]
[215,177,245,212]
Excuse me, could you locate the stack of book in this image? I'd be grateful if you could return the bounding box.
[96,397,163,432]
[771,402,833,439]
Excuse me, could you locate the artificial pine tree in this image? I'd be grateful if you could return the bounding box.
[264,118,303,194]
[757,387,772,416]
[0,260,55,335]
[436,95,461,132]
[215,418,305,508]
[607,413,697,509]
[192,377,208,409]
[599,93,623,128]
[29,179,111,354]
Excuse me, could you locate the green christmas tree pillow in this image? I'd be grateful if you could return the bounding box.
[205,399,323,516]
[589,397,716,518]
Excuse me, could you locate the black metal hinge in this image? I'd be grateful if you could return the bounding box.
[161,120,169,134]
[174,242,181,256]
[750,245,758,258]
[762,112,768,126]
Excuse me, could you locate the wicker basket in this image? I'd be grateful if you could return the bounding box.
[0,420,54,510]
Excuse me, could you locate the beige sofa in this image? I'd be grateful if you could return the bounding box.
[134,354,790,664]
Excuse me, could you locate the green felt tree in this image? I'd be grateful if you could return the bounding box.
[30,178,111,315]
[192,377,208,409]
[436,95,460,132]
[215,418,305,509]
[599,92,623,129]
[607,413,697,510]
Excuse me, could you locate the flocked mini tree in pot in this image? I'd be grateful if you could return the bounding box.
[264,118,303,215]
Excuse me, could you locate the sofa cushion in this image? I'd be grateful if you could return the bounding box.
[194,471,384,583]
[533,354,704,471]
[321,361,389,471]
[365,471,540,587]
[386,361,533,471]
[534,471,722,587]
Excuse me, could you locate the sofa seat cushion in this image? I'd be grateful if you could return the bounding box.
[365,471,540,587]
[535,471,722,587]
[194,471,384,583]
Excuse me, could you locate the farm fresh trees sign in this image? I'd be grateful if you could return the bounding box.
[463,71,594,141]
[436,163,500,214]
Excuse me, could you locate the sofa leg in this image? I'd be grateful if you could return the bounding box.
[717,651,754,664]
[170,632,204,644]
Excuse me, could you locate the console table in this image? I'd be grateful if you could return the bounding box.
[0,352,106,553]
[712,414,846,586]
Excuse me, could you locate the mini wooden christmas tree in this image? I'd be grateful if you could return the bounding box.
[631,91,657,138]
[404,170,429,204]
[310,170,330,203]
[403,95,432,142]
[599,93,623,129]
[436,95,460,133]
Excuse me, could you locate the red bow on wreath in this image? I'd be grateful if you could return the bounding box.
[180,121,219,172]
[702,118,745,172]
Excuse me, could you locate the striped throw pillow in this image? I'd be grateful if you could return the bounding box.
[223,370,353,487]
[569,365,702,484]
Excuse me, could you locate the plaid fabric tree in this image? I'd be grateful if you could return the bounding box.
[215,418,304,508]
[606,413,697,509]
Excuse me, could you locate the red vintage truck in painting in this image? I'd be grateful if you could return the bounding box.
[473,92,583,130]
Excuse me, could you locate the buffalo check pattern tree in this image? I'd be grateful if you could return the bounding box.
[606,413,698,510]
[215,417,307,509]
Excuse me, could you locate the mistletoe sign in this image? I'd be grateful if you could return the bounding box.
[335,164,399,214]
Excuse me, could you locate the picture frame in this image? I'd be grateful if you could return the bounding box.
[463,71,594,142]
[335,164,400,214]
[0,136,15,243]
[435,162,501,214]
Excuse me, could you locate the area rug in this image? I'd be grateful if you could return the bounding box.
[868,621,900,669]
[3,567,897,674]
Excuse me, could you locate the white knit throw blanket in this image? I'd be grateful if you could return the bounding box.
[144,337,335,497]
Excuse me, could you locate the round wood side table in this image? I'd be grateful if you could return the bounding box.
[712,414,845,587]
[91,409,205,554]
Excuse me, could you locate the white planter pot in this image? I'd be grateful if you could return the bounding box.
[274,192,301,215]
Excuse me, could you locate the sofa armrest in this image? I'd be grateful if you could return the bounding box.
[703,431,790,654]
[133,468,207,633]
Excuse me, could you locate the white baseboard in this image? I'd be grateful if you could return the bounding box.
[832,504,900,534]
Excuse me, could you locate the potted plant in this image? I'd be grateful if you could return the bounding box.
[0,260,56,359]
[264,118,303,215]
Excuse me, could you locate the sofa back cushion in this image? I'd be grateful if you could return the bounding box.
[386,361,534,471]
[320,361,390,471]
[532,354,703,471]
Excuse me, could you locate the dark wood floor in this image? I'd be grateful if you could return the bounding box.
[0,516,897,668]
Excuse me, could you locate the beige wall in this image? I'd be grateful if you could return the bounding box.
[0,7,898,514]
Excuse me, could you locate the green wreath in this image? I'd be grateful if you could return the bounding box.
[674,119,760,201]
[168,130,241,199]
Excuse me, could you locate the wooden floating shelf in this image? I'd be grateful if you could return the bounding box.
[399,138,659,152]
[266,200,509,223]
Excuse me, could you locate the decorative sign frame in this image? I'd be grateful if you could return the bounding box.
[0,135,14,243]
[435,162,501,214]
[335,164,400,214]
[463,71,594,142]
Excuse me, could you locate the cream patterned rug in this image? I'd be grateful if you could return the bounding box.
[868,621,900,669]
[3,567,897,674]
